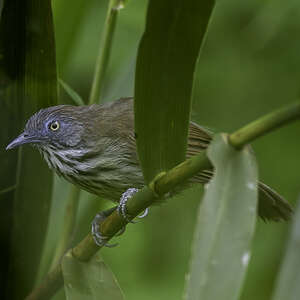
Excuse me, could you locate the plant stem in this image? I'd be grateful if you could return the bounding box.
[229,102,300,148]
[88,0,124,105]
[49,185,80,271]
[25,100,300,300]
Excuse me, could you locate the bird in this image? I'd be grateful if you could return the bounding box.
[6,97,293,224]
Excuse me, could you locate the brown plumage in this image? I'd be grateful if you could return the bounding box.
[6,97,293,221]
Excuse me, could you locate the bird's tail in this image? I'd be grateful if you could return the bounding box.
[257,182,292,221]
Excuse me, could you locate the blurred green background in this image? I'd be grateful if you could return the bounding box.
[37,0,300,299]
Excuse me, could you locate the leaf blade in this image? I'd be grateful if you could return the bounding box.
[59,78,84,106]
[134,0,215,183]
[272,199,300,300]
[184,134,258,300]
[62,254,125,300]
[0,0,58,298]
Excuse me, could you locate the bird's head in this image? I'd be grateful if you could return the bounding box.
[6,105,86,151]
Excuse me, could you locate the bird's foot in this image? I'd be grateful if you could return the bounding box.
[117,188,149,222]
[91,206,126,247]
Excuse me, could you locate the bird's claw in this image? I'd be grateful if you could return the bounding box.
[91,208,119,247]
[92,187,150,246]
[115,225,126,237]
[117,188,149,222]
[138,207,149,219]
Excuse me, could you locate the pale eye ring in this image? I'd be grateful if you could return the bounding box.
[49,121,60,131]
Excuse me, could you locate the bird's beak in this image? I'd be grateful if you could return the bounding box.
[6,133,41,150]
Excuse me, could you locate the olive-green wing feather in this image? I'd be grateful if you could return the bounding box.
[187,122,212,156]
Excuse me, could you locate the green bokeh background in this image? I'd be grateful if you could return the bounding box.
[41,0,300,299]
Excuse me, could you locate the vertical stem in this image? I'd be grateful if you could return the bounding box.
[49,185,80,271]
[88,0,124,105]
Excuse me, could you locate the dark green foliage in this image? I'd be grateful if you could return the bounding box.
[134,0,215,183]
[0,0,57,298]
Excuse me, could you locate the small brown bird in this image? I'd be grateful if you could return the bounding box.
[6,97,292,221]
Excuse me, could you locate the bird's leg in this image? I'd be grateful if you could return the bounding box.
[92,188,149,246]
[91,206,126,247]
[117,188,149,222]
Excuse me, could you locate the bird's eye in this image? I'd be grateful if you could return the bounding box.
[49,121,60,131]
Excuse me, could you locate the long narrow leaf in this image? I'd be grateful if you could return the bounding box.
[0,0,57,298]
[59,79,84,106]
[184,134,258,300]
[134,0,215,183]
[0,1,3,21]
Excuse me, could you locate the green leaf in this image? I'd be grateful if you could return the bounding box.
[134,0,215,183]
[0,1,3,21]
[272,199,300,300]
[62,253,125,300]
[0,0,57,298]
[184,134,258,300]
[59,78,85,106]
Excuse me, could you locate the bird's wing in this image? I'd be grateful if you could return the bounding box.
[128,121,213,158]
[187,123,213,183]
[186,122,213,157]
[127,131,137,153]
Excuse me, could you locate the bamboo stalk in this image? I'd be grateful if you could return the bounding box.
[89,0,125,105]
